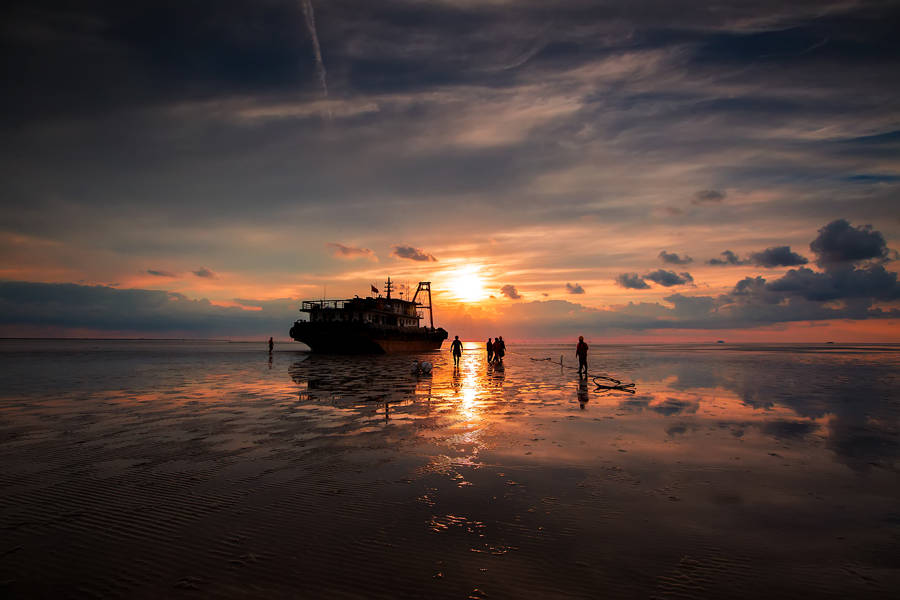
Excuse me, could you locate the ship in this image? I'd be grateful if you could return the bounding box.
[289,278,449,353]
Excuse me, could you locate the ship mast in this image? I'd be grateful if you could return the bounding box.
[384,277,393,300]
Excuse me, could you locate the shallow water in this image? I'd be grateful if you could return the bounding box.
[1,340,899,598]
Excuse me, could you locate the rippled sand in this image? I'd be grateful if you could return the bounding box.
[1,340,899,597]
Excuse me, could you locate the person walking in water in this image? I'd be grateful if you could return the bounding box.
[268,337,274,354]
[486,338,494,363]
[450,335,463,367]
[576,335,589,376]
[494,336,506,363]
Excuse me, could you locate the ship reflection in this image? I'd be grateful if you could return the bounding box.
[282,345,893,473]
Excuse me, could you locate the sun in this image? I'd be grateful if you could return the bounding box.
[448,266,487,303]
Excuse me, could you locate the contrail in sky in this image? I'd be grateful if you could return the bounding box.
[299,0,330,112]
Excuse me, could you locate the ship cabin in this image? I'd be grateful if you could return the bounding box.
[299,278,434,330]
[300,296,421,329]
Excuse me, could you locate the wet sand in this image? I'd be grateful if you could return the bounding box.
[1,340,899,598]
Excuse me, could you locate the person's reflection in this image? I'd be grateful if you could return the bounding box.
[488,360,505,390]
[451,367,462,394]
[578,378,589,410]
[268,353,273,370]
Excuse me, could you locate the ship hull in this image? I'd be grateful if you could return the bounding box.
[289,321,447,354]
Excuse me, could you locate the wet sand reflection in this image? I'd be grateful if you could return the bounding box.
[1,341,898,597]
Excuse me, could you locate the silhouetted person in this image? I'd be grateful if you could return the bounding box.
[576,335,588,376]
[450,335,463,367]
[268,337,274,354]
[494,336,505,363]
[486,338,494,363]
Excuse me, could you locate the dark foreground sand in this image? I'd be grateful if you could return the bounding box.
[1,340,898,598]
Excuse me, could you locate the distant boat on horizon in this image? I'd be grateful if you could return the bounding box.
[289,278,448,353]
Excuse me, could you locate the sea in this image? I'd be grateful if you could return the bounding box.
[1,339,898,598]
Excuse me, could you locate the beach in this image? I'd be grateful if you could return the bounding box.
[1,340,898,598]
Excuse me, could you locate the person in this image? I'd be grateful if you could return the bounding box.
[486,338,494,363]
[450,335,463,367]
[268,337,274,353]
[576,335,588,376]
[494,336,505,363]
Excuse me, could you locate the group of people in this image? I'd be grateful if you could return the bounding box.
[449,335,506,367]
[450,335,589,375]
[485,336,506,364]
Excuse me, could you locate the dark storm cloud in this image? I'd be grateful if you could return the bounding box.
[616,273,650,290]
[765,264,900,302]
[1,1,320,124]
[748,246,808,268]
[1,1,897,234]
[692,190,726,205]
[0,281,295,335]
[810,219,889,268]
[566,282,585,294]
[192,267,217,279]
[645,270,694,287]
[658,250,692,265]
[708,250,749,266]
[500,285,521,300]
[391,245,437,262]
[147,269,176,278]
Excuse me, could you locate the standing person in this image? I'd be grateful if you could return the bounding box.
[268,337,274,354]
[486,338,494,363]
[495,336,505,363]
[576,335,589,376]
[450,335,463,367]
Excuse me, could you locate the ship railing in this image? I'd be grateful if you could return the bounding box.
[301,300,347,311]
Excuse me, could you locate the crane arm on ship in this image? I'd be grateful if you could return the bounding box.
[411,282,435,330]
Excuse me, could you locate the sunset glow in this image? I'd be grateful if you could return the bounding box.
[0,1,898,343]
[446,266,489,304]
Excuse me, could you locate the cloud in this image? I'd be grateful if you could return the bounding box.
[651,398,699,416]
[749,246,809,268]
[692,189,726,205]
[760,420,820,440]
[299,0,329,108]
[327,242,377,261]
[708,250,749,266]
[0,281,296,336]
[2,0,899,344]
[658,250,693,265]
[147,269,176,277]
[616,273,650,289]
[644,270,694,287]
[765,264,900,302]
[391,245,437,262]
[500,284,521,300]
[566,282,585,294]
[810,219,889,269]
[192,267,217,279]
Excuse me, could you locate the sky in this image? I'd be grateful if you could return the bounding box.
[2,0,899,342]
